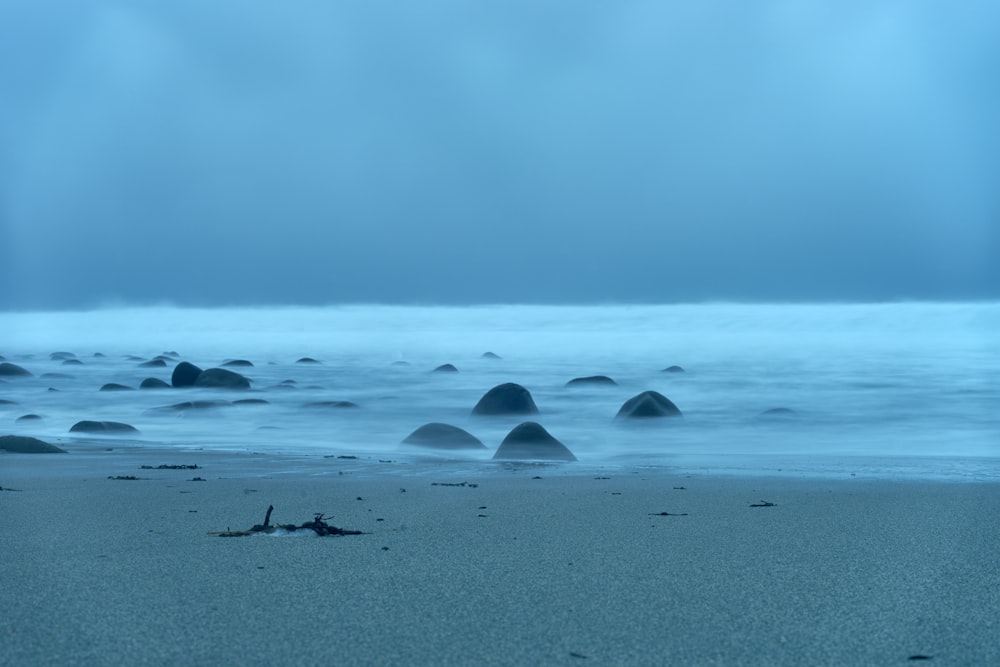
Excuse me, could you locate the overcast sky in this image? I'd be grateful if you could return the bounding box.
[1,1,997,309]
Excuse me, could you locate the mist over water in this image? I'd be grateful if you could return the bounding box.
[2,303,998,479]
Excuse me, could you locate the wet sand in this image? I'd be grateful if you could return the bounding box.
[2,448,999,666]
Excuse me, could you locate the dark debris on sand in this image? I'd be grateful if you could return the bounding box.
[210,505,365,537]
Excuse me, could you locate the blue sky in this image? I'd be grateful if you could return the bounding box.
[1,1,997,308]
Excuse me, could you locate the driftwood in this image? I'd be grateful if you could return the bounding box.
[209,505,365,537]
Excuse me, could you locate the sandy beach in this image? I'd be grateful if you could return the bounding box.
[2,447,999,666]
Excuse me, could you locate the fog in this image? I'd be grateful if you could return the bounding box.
[2,1,998,309]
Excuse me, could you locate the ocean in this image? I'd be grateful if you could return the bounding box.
[2,302,998,479]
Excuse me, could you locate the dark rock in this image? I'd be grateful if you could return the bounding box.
[49,352,76,360]
[472,383,539,416]
[194,368,251,390]
[433,364,458,373]
[93,352,106,358]
[304,401,359,409]
[481,352,502,359]
[390,361,411,367]
[100,383,134,392]
[162,351,180,358]
[171,362,203,388]
[16,414,42,422]
[402,423,486,450]
[616,391,682,419]
[0,363,32,377]
[152,355,175,362]
[662,365,685,373]
[296,357,320,364]
[139,378,171,389]
[222,359,254,367]
[154,400,231,412]
[759,407,797,419]
[124,355,145,361]
[0,399,16,405]
[69,420,139,434]
[62,359,83,366]
[493,422,576,461]
[138,359,167,368]
[566,375,617,386]
[233,398,270,406]
[0,435,66,453]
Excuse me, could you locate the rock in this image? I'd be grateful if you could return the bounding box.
[481,352,502,359]
[492,422,576,461]
[62,359,83,366]
[152,400,231,413]
[0,435,66,453]
[139,378,171,389]
[296,357,320,364]
[390,361,411,367]
[304,401,359,409]
[233,398,269,406]
[401,423,486,450]
[162,351,180,358]
[49,352,76,360]
[616,391,682,419]
[100,383,134,392]
[662,365,685,373]
[138,359,167,368]
[93,352,106,358]
[433,364,458,373]
[566,375,617,386]
[0,399,17,405]
[0,363,32,377]
[69,420,139,434]
[222,359,254,367]
[16,414,42,422]
[171,361,203,388]
[194,368,251,390]
[759,407,797,419]
[472,383,539,416]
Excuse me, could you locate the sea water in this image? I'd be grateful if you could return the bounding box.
[1,303,998,479]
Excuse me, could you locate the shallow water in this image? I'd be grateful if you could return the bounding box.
[1,303,998,479]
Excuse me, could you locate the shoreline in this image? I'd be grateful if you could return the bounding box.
[3,449,999,665]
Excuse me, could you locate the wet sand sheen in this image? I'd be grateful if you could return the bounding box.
[3,449,998,666]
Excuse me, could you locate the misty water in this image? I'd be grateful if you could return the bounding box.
[2,303,998,479]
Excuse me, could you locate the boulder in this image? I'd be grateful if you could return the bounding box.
[171,361,203,388]
[222,359,254,367]
[566,375,617,386]
[616,390,682,419]
[61,359,83,366]
[304,401,359,409]
[139,378,171,389]
[194,368,251,390]
[0,362,32,377]
[492,422,576,461]
[233,398,269,406]
[662,365,685,373]
[481,352,502,359]
[69,420,139,434]
[16,414,42,422]
[472,383,539,416]
[402,423,486,450]
[0,435,66,453]
[49,352,76,360]
[138,359,167,368]
[100,383,134,392]
[433,364,458,373]
[296,357,320,364]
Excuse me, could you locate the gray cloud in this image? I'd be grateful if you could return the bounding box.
[2,1,998,308]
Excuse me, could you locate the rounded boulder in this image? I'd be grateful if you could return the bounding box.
[492,422,576,461]
[171,362,203,388]
[472,383,539,416]
[402,423,486,451]
[616,391,682,419]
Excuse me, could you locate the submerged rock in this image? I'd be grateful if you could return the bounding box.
[402,423,486,450]
[662,365,685,373]
[100,383,134,392]
[472,383,539,416]
[49,352,76,361]
[150,400,231,414]
[566,375,617,386]
[616,390,682,419]
[139,378,171,389]
[304,401,359,409]
[222,359,254,367]
[0,363,32,377]
[481,352,502,359]
[296,357,320,364]
[0,435,66,453]
[233,398,270,406]
[16,414,42,422]
[759,407,797,419]
[492,422,576,461]
[433,364,458,373]
[194,368,251,390]
[171,361,203,388]
[69,420,139,434]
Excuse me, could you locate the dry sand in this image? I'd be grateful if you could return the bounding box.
[2,448,999,666]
